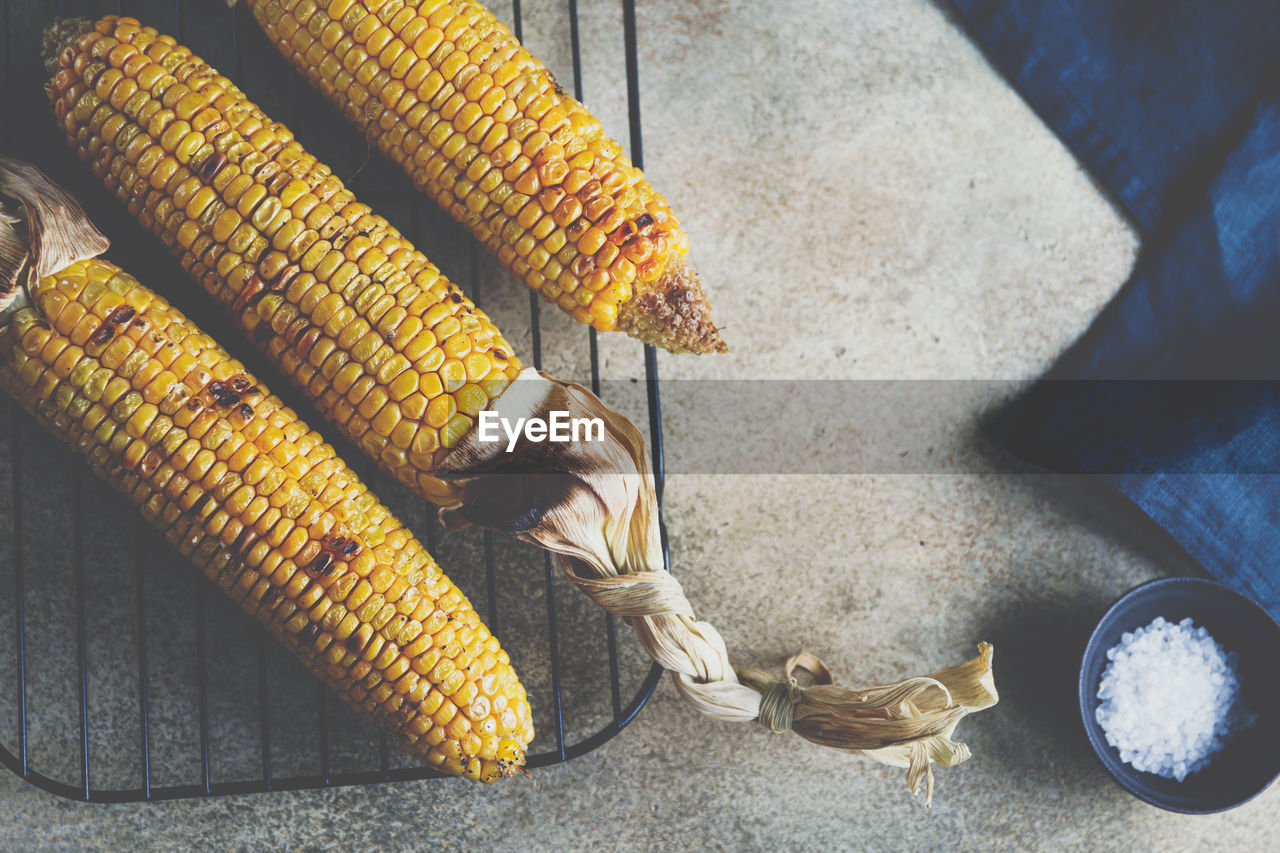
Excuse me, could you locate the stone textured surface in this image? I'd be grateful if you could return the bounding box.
[1,0,1277,849]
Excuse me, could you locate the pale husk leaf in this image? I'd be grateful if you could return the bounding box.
[438,369,998,803]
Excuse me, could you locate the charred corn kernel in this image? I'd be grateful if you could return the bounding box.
[240,0,723,354]
[50,16,526,506]
[0,257,532,780]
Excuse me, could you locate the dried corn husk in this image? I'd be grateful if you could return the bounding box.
[0,155,109,318]
[0,156,109,280]
[439,370,997,804]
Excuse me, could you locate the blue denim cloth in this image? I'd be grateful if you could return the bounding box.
[950,0,1280,616]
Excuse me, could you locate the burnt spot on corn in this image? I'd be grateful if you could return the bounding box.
[88,324,114,346]
[252,319,276,343]
[295,326,323,359]
[345,633,366,653]
[232,273,266,313]
[200,375,257,410]
[197,151,227,183]
[107,305,135,325]
[635,213,655,230]
[308,552,335,576]
[450,292,463,304]
[232,526,258,557]
[319,534,361,561]
[298,622,321,643]
[186,397,203,411]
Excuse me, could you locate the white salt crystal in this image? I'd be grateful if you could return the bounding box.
[1095,616,1256,781]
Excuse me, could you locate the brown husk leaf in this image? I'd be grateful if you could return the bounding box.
[0,155,109,297]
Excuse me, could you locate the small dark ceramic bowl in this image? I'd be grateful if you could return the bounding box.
[1079,577,1280,813]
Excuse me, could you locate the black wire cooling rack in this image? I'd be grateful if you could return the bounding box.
[0,0,667,802]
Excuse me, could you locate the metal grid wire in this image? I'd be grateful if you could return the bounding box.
[0,0,667,801]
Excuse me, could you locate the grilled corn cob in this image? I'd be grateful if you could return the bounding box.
[46,15,528,506]
[0,163,532,779]
[242,0,725,354]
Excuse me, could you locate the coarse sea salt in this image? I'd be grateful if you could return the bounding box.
[1095,616,1256,782]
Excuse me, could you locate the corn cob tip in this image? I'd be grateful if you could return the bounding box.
[616,258,727,355]
[41,18,94,76]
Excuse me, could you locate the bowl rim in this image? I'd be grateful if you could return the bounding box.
[1078,575,1280,814]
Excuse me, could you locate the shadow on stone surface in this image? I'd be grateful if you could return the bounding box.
[982,595,1102,779]
[970,418,1205,580]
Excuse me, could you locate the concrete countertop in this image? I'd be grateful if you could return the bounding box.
[1,0,1277,849]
